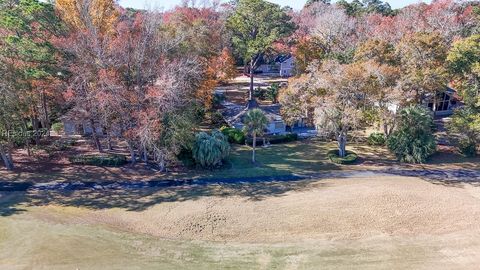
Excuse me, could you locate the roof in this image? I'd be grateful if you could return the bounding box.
[221,101,284,128]
[424,87,461,101]
[258,54,293,65]
[59,108,90,122]
[274,55,293,64]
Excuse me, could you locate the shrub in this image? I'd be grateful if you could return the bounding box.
[254,84,281,103]
[193,130,231,168]
[51,122,64,134]
[177,148,196,168]
[459,139,477,157]
[269,133,298,144]
[220,126,246,144]
[253,87,267,100]
[206,111,225,126]
[69,154,127,167]
[367,132,386,146]
[246,133,298,146]
[265,83,280,103]
[387,105,437,163]
[327,150,358,164]
[447,106,479,157]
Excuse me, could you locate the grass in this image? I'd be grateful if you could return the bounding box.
[0,140,353,183]
[202,140,341,178]
[1,139,479,183]
[190,139,403,179]
[0,215,455,270]
[0,210,447,270]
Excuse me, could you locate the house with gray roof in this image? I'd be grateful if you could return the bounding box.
[221,100,287,135]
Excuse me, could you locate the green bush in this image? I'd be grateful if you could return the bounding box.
[447,106,479,157]
[327,150,358,164]
[193,130,231,168]
[459,139,477,157]
[51,122,64,134]
[253,87,266,100]
[246,133,298,146]
[269,133,298,144]
[367,132,386,146]
[69,154,127,167]
[265,83,280,103]
[254,84,281,103]
[220,126,246,144]
[387,105,437,163]
[177,148,196,168]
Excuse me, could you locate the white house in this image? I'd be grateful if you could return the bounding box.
[256,55,296,77]
[279,56,295,77]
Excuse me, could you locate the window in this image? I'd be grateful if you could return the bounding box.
[435,92,451,111]
[274,121,284,130]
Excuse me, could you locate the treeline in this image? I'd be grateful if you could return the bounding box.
[281,0,480,162]
[1,0,479,171]
[0,0,236,170]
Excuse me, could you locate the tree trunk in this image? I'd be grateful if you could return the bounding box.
[106,131,113,151]
[249,60,254,101]
[157,152,166,172]
[0,144,14,171]
[32,116,40,146]
[23,121,31,157]
[127,140,136,165]
[383,123,389,138]
[142,146,148,163]
[41,90,50,137]
[89,118,103,153]
[338,133,347,158]
[252,133,256,163]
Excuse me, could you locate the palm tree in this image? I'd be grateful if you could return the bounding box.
[243,109,268,163]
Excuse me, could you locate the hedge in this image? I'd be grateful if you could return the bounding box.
[246,133,298,146]
[69,154,127,167]
[220,126,246,144]
[327,150,358,165]
[367,132,386,146]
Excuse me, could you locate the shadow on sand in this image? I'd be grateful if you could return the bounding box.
[1,167,480,217]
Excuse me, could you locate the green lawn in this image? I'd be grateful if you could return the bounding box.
[185,139,402,179]
[195,141,341,178]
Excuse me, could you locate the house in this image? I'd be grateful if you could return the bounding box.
[60,109,104,136]
[279,56,295,77]
[221,100,287,135]
[255,55,295,77]
[382,87,461,117]
[424,87,461,116]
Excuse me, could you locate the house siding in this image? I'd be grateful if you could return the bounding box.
[280,57,295,77]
